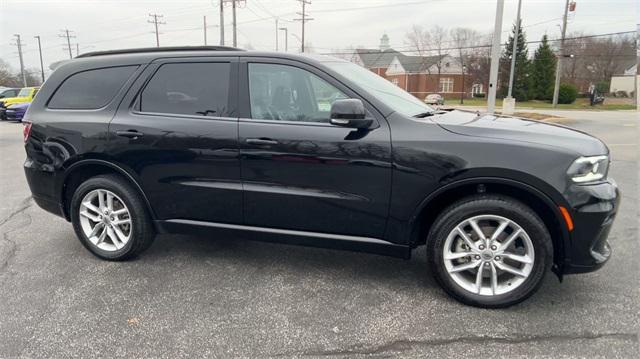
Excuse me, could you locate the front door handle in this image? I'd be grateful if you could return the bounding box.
[116,130,144,139]
[245,138,278,146]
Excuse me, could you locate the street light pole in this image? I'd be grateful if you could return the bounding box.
[232,0,237,47]
[204,16,208,45]
[279,27,288,52]
[487,0,505,114]
[219,0,225,45]
[460,65,467,105]
[34,35,45,83]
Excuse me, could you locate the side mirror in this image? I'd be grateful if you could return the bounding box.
[329,99,373,129]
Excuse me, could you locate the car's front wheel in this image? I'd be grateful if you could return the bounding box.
[70,174,155,260]
[427,195,553,308]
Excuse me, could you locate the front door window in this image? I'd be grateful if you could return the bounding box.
[248,63,347,123]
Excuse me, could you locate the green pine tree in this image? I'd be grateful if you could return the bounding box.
[499,23,532,101]
[531,35,557,100]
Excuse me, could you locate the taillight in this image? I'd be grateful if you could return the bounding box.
[23,122,32,143]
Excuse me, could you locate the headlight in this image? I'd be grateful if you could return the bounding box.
[567,155,609,183]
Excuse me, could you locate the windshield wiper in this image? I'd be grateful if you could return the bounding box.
[413,111,437,118]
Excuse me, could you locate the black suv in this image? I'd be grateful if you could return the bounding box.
[23,47,619,307]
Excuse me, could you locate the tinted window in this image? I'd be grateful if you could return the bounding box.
[139,62,230,117]
[248,63,346,123]
[48,66,137,109]
[0,89,19,98]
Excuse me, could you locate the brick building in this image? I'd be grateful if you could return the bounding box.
[350,35,482,101]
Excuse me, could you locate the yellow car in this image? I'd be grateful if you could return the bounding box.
[0,87,39,120]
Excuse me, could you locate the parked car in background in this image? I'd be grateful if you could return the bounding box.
[5,102,30,122]
[0,87,39,120]
[23,47,619,308]
[425,93,444,105]
[0,88,20,99]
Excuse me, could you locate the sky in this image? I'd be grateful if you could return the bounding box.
[0,0,637,77]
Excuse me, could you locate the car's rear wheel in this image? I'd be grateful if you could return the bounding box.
[427,195,552,308]
[70,174,155,260]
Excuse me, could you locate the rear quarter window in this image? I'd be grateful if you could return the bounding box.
[48,66,138,109]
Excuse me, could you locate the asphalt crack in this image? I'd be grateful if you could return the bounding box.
[0,196,33,272]
[282,332,639,356]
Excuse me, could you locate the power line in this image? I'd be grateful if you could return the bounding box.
[147,13,166,47]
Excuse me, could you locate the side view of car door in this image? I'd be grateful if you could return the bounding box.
[108,57,243,226]
[237,58,393,240]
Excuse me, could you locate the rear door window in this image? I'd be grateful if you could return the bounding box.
[138,62,230,117]
[48,66,137,109]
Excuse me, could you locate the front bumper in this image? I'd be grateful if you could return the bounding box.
[563,180,620,274]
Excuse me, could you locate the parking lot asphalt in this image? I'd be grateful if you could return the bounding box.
[0,112,638,358]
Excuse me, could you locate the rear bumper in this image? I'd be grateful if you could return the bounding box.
[24,158,67,219]
[562,180,619,274]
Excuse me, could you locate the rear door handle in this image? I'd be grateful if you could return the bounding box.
[116,130,144,139]
[245,138,278,146]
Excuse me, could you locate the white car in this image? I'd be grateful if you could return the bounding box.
[424,94,444,105]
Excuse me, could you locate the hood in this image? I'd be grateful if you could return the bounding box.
[9,102,30,110]
[430,110,608,156]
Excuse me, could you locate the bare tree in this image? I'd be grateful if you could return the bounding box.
[450,28,481,97]
[405,25,449,90]
[560,32,635,92]
[0,60,22,88]
[450,28,480,64]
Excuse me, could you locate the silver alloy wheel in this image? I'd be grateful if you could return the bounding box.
[79,189,132,252]
[442,215,535,296]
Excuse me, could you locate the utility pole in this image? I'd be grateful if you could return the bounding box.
[12,34,27,87]
[76,43,80,56]
[219,0,225,45]
[502,0,522,115]
[204,16,208,45]
[552,0,570,107]
[279,27,288,52]
[148,13,165,47]
[487,0,505,114]
[34,36,45,83]
[58,29,75,59]
[275,18,279,51]
[294,0,313,52]
[507,0,523,98]
[232,0,237,47]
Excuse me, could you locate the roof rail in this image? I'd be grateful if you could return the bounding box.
[76,46,243,58]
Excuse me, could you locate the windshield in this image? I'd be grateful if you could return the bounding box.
[17,88,31,97]
[323,60,434,117]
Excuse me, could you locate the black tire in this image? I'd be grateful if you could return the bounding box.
[70,174,156,260]
[427,195,553,308]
